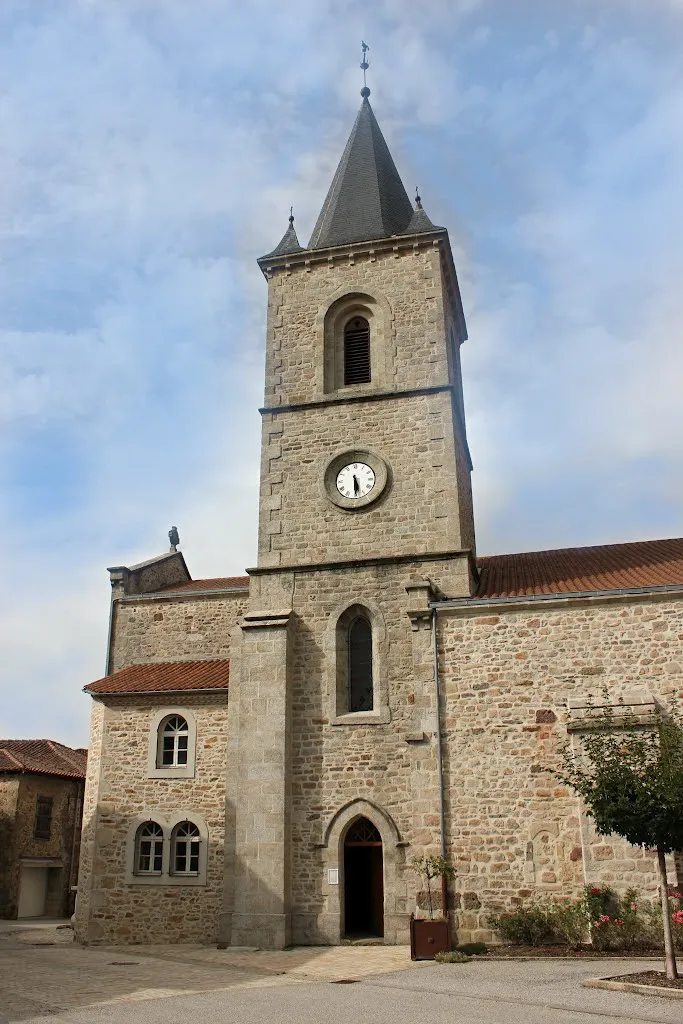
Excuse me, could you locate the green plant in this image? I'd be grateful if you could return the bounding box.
[411,855,456,921]
[435,949,472,963]
[490,905,554,946]
[547,899,589,949]
[555,697,683,979]
[456,942,488,956]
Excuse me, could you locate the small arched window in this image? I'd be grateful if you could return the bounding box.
[157,714,189,768]
[344,317,371,385]
[170,821,201,876]
[348,615,373,713]
[135,821,164,875]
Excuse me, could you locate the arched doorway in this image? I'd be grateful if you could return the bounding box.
[343,817,384,938]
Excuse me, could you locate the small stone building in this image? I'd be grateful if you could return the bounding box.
[74,88,683,948]
[0,740,87,919]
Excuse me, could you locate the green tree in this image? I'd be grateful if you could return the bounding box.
[411,855,456,920]
[556,700,683,980]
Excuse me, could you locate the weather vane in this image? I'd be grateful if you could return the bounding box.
[360,41,370,97]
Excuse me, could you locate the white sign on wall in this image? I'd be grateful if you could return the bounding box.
[327,868,339,885]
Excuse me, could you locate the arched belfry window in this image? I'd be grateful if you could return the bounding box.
[348,615,373,712]
[344,317,371,385]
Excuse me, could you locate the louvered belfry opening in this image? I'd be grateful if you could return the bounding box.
[343,317,371,385]
[348,615,373,712]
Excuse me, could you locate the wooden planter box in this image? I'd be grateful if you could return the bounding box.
[409,914,452,960]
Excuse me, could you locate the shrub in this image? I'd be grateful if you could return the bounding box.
[490,906,554,946]
[489,886,683,951]
[435,950,472,963]
[456,942,488,956]
[548,900,589,949]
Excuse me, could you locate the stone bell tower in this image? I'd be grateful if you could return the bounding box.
[222,85,476,948]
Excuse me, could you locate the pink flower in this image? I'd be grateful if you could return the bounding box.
[630,903,638,911]
[672,910,683,926]
[589,887,602,896]
[671,891,682,900]
[614,919,625,926]
[599,915,610,923]
[593,922,602,929]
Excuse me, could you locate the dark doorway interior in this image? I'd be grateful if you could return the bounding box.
[343,818,384,938]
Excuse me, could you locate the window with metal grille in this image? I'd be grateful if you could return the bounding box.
[157,714,189,768]
[33,796,53,840]
[170,821,201,875]
[343,317,371,385]
[348,615,373,712]
[345,818,381,844]
[135,821,163,874]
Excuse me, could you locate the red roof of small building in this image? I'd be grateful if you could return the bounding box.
[475,537,683,600]
[155,576,249,593]
[0,740,87,779]
[85,659,230,695]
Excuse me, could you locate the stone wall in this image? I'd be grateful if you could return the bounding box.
[0,774,82,919]
[75,693,229,944]
[274,556,468,945]
[438,592,683,943]
[263,245,453,407]
[110,591,247,671]
[0,777,19,917]
[260,389,469,567]
[258,241,474,569]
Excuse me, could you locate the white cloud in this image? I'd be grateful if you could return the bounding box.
[2,0,683,743]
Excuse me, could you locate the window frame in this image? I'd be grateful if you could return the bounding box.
[157,714,190,769]
[170,821,201,877]
[125,812,208,886]
[329,601,390,726]
[134,820,164,876]
[33,796,54,841]
[147,707,197,779]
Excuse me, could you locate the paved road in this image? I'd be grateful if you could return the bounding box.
[1,927,680,1024]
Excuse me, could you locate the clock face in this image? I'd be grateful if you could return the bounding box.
[336,462,376,500]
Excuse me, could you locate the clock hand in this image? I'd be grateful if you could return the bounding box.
[353,474,360,496]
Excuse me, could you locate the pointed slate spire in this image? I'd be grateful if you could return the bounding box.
[262,209,304,258]
[308,89,415,249]
[402,187,442,235]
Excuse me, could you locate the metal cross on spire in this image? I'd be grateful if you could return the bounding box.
[360,41,370,98]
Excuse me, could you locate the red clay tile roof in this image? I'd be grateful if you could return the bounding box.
[475,537,683,600]
[0,740,87,779]
[85,660,230,695]
[154,576,249,593]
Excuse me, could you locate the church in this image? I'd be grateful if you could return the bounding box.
[73,85,683,948]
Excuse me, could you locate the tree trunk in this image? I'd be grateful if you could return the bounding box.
[657,847,678,981]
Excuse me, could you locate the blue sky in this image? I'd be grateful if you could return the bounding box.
[2,0,683,746]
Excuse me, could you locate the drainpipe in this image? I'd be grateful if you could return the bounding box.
[431,607,448,918]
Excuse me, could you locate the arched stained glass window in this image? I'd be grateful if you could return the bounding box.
[170,821,201,875]
[135,821,163,874]
[344,317,371,385]
[157,714,189,768]
[348,615,373,712]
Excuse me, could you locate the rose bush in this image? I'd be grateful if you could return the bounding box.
[490,885,683,951]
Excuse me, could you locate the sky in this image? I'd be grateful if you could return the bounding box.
[2,0,683,747]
